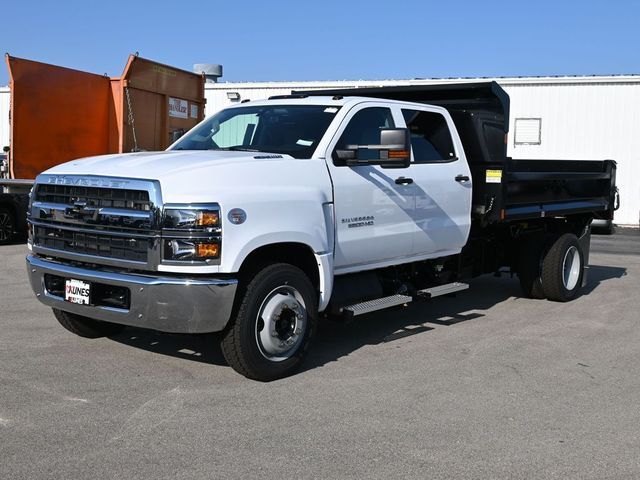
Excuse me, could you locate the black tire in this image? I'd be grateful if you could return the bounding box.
[0,207,16,245]
[518,234,551,299]
[53,308,126,338]
[540,234,584,302]
[220,263,318,381]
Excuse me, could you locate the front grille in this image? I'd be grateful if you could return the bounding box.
[30,177,160,268]
[34,225,149,262]
[35,184,151,211]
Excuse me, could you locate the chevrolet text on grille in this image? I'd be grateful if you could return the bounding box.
[47,176,130,188]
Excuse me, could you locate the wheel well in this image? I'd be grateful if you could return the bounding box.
[238,243,320,289]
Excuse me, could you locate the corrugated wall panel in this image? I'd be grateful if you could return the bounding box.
[204,87,298,114]
[503,83,640,225]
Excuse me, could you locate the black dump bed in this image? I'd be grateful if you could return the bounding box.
[295,82,617,225]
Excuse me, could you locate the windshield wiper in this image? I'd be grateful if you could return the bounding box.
[223,145,261,152]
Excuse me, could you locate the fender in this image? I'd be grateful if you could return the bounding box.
[315,252,333,311]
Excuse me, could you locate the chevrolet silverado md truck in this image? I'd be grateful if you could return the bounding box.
[26,83,617,381]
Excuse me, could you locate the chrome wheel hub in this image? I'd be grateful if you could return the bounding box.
[256,286,307,362]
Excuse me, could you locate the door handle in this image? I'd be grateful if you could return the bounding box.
[455,174,470,183]
[395,177,413,185]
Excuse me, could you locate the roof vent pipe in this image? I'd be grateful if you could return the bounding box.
[193,64,223,83]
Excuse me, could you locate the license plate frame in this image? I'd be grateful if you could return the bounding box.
[65,278,91,305]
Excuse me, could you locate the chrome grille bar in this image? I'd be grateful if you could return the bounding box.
[30,175,163,270]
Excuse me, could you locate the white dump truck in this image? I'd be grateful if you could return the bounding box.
[26,83,617,380]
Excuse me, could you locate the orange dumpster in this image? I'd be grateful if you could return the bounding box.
[5,54,205,180]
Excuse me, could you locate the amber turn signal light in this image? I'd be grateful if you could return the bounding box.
[196,242,219,258]
[388,150,410,159]
[197,211,219,227]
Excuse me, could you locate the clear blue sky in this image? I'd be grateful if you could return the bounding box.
[1,0,638,86]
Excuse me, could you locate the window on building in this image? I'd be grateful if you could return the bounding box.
[514,118,542,145]
[401,109,456,162]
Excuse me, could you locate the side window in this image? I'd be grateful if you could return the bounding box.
[402,109,456,162]
[333,107,395,165]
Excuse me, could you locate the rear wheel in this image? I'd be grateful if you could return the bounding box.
[0,207,16,245]
[541,234,584,302]
[53,308,125,338]
[518,234,550,299]
[220,263,318,381]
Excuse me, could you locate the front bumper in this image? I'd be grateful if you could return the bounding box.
[27,255,238,334]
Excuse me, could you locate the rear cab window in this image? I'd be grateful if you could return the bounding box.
[401,109,456,163]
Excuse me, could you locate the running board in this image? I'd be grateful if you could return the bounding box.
[342,294,412,317]
[417,282,469,299]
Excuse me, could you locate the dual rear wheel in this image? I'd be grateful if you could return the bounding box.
[519,233,585,302]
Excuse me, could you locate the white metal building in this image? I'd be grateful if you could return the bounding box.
[1,75,639,225]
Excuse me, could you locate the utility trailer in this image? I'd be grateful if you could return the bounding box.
[0,54,205,243]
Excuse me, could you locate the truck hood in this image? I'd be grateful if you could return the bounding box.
[45,150,290,179]
[41,150,333,205]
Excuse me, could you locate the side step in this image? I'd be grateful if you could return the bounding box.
[342,294,412,317]
[417,282,469,299]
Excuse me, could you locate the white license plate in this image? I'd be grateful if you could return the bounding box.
[65,279,91,305]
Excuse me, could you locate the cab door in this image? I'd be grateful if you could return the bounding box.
[399,106,472,256]
[325,104,415,271]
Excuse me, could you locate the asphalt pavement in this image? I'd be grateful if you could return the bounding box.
[0,229,639,479]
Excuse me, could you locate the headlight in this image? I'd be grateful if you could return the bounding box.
[162,205,221,264]
[163,208,220,230]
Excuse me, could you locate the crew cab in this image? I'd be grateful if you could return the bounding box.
[26,83,618,381]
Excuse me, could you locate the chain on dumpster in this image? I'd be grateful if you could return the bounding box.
[124,86,140,152]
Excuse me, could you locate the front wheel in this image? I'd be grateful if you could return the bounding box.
[220,263,318,381]
[540,234,584,302]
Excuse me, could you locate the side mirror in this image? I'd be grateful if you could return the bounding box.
[336,128,411,168]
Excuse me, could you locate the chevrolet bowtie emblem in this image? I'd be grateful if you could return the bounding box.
[65,202,96,220]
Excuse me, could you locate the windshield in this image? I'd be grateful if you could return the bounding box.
[170,104,341,159]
